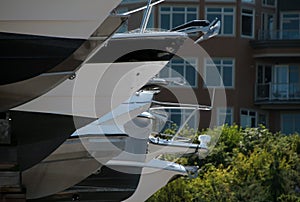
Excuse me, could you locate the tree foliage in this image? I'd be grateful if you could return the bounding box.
[147,125,300,202]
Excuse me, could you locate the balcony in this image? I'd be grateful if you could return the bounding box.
[258,29,300,41]
[255,83,300,104]
[250,30,300,58]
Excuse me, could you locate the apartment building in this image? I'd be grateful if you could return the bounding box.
[117,0,300,134]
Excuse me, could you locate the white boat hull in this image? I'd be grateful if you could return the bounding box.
[23,135,127,199]
[36,159,188,202]
[8,32,186,171]
[0,0,123,39]
[118,159,187,202]
[0,14,126,111]
[12,31,187,118]
[23,92,154,199]
[12,61,166,119]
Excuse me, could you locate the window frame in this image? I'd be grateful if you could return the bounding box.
[205,6,236,36]
[240,109,268,128]
[166,108,199,131]
[158,5,199,30]
[240,108,257,128]
[217,107,234,126]
[280,12,300,40]
[281,112,300,135]
[262,0,276,7]
[204,58,235,89]
[242,0,255,4]
[241,8,255,38]
[158,57,198,88]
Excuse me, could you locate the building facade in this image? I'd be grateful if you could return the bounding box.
[118,0,300,134]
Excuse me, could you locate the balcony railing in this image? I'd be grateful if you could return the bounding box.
[255,83,300,102]
[258,29,300,40]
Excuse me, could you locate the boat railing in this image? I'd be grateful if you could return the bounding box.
[121,0,164,16]
[119,0,220,42]
[128,28,168,34]
[120,0,165,33]
[170,18,220,36]
[148,101,212,152]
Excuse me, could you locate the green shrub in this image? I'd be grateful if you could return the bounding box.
[147,126,300,202]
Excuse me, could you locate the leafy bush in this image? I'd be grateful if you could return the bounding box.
[147,125,300,202]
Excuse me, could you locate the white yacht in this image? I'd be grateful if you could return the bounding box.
[23,90,156,199]
[29,100,210,201]
[0,0,123,39]
[1,0,220,171]
[10,29,187,171]
[0,14,127,112]
[0,1,126,195]
[0,0,126,111]
[49,159,193,202]
[20,77,217,202]
[10,0,220,198]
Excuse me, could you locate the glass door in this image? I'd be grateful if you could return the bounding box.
[257,65,272,99]
[273,66,288,99]
[262,13,274,39]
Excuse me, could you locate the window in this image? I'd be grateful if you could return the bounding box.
[241,8,255,38]
[240,110,267,128]
[257,64,272,84]
[204,58,234,88]
[242,0,255,3]
[281,13,300,39]
[258,113,267,126]
[256,64,272,100]
[256,64,300,100]
[262,0,276,7]
[217,107,233,126]
[272,65,300,99]
[240,109,256,128]
[206,7,235,36]
[159,6,198,30]
[151,108,199,135]
[281,113,300,134]
[167,108,199,130]
[159,57,198,87]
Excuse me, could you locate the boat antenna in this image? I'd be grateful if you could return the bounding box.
[122,0,164,16]
[140,0,153,33]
